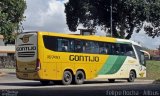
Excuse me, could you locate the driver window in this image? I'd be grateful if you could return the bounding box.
[140,52,146,66]
[134,45,146,66]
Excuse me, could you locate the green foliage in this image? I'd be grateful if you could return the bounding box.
[65,0,160,39]
[0,0,26,44]
[146,60,160,80]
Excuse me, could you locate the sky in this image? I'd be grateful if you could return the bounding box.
[22,0,160,50]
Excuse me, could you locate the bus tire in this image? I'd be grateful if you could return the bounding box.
[108,79,115,83]
[75,71,85,85]
[40,80,50,85]
[62,71,72,85]
[127,70,136,82]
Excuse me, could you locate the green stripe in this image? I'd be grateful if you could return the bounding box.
[98,55,126,75]
[98,56,118,75]
[106,56,126,74]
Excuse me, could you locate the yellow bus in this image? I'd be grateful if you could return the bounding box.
[15,31,149,85]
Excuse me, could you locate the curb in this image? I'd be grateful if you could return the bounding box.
[0,72,6,77]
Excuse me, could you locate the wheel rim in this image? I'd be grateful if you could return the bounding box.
[64,73,71,83]
[77,73,83,82]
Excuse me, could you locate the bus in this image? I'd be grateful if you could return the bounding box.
[15,31,149,85]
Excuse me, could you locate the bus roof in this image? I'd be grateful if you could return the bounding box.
[24,31,141,46]
[116,38,142,47]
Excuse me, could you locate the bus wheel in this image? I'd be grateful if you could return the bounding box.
[62,71,72,85]
[75,71,85,84]
[127,70,136,82]
[40,80,50,85]
[108,79,115,83]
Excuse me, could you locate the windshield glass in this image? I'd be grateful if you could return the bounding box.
[134,45,146,66]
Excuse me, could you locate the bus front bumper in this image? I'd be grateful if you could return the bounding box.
[16,71,41,80]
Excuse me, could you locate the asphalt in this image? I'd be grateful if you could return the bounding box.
[0,68,15,77]
[0,69,160,96]
[0,68,159,84]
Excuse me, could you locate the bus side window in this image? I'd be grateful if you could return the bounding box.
[100,47,107,54]
[105,43,111,54]
[110,44,115,55]
[62,44,68,51]
[43,36,58,51]
[91,41,99,54]
[75,40,83,52]
[111,44,120,55]
[124,44,136,58]
[83,41,90,53]
[69,40,74,52]
[58,38,69,52]
[99,42,106,54]
[120,44,126,55]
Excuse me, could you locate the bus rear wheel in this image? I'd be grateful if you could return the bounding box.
[127,70,136,82]
[74,71,85,84]
[62,71,72,85]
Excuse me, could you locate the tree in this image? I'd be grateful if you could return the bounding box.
[65,0,160,39]
[0,0,26,44]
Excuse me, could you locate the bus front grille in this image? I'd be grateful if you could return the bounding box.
[18,51,35,57]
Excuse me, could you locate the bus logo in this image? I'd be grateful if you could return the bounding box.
[20,35,32,43]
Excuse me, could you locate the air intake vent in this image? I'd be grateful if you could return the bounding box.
[18,51,35,57]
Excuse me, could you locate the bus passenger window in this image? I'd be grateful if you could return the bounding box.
[105,43,111,54]
[100,48,108,54]
[62,41,68,52]
[70,40,74,52]
[120,44,126,55]
[75,40,83,52]
[111,44,120,55]
[57,39,69,52]
[83,42,88,53]
[92,42,99,54]
[62,45,68,51]
[76,45,82,52]
[125,45,136,58]
[99,42,109,54]
[116,44,121,55]
[43,36,57,51]
[83,41,92,53]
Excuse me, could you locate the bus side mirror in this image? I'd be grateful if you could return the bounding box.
[140,50,150,60]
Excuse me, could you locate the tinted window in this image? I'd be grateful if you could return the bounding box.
[43,35,136,57]
[125,44,136,58]
[114,44,121,55]
[43,36,57,51]
[99,42,111,54]
[83,41,92,53]
[75,40,83,52]
[92,42,99,54]
[134,45,146,65]
[58,38,69,52]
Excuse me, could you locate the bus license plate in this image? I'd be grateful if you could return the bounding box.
[23,73,28,77]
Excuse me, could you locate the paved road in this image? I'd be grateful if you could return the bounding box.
[0,73,160,96]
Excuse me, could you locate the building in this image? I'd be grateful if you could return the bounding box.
[0,35,15,56]
[148,50,160,56]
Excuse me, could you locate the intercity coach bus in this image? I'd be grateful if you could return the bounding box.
[15,31,149,85]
